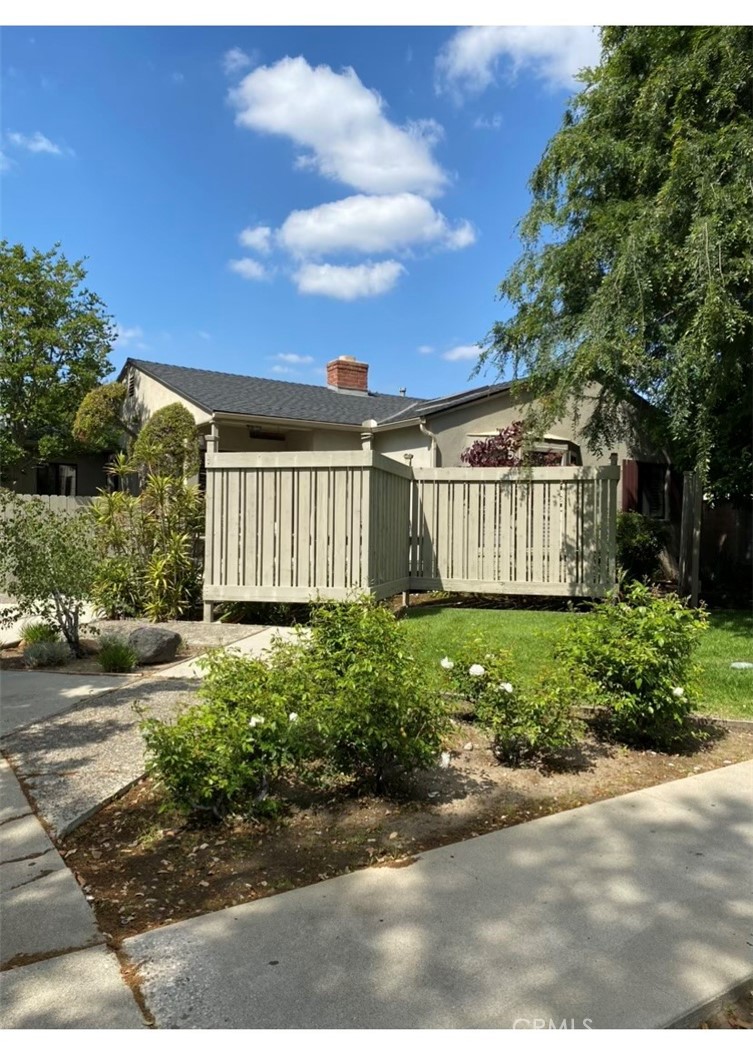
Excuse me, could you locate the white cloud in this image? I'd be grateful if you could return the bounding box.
[223,47,252,76]
[113,324,150,354]
[239,225,273,253]
[417,346,435,355]
[473,113,503,130]
[170,71,185,85]
[278,193,474,257]
[293,260,405,301]
[6,130,68,155]
[270,365,295,374]
[0,151,12,173]
[114,324,144,345]
[436,26,601,98]
[229,56,447,197]
[275,352,314,365]
[442,344,482,362]
[228,257,268,281]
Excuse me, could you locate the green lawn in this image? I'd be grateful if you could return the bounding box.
[401,605,753,720]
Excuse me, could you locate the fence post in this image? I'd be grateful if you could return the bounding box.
[678,471,702,606]
[202,425,219,624]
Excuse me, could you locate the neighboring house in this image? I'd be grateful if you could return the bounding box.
[2,450,114,497]
[118,355,674,519]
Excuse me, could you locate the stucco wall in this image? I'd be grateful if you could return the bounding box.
[310,429,361,451]
[217,424,316,452]
[372,425,432,466]
[427,387,664,468]
[123,368,212,428]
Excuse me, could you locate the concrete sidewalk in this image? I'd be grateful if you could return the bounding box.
[124,761,753,1029]
[0,756,145,1029]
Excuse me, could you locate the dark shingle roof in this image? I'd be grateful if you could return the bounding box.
[391,381,515,420]
[127,359,426,427]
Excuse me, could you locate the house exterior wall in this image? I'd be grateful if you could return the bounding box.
[123,368,212,429]
[427,387,665,470]
[310,428,361,451]
[216,424,316,452]
[3,453,112,496]
[372,425,432,467]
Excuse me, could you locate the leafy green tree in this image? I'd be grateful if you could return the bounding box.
[0,242,114,475]
[0,490,98,654]
[73,382,137,452]
[482,27,752,502]
[131,403,199,479]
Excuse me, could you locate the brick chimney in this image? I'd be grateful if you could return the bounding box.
[326,355,369,394]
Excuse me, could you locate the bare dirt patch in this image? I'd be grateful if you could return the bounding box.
[698,987,753,1028]
[61,720,753,945]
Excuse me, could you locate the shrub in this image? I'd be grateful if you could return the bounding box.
[23,641,73,669]
[139,651,298,818]
[91,475,204,621]
[131,403,199,479]
[476,668,582,766]
[20,621,60,645]
[460,421,562,467]
[298,599,449,793]
[0,490,98,655]
[140,598,450,817]
[98,636,138,673]
[439,636,580,764]
[437,637,514,704]
[616,512,668,580]
[556,581,708,748]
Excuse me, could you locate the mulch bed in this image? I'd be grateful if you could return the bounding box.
[61,718,753,946]
[698,988,753,1028]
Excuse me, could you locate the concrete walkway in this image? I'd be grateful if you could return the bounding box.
[123,761,753,1029]
[0,625,298,838]
[1,672,132,738]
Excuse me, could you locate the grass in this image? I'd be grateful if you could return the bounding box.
[695,610,753,720]
[402,605,753,720]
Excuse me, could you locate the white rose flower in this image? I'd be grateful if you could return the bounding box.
[672,686,684,697]
[499,682,514,694]
[289,712,299,722]
[440,657,454,670]
[469,664,485,677]
[248,715,265,728]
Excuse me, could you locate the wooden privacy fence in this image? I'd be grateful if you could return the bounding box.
[202,451,619,612]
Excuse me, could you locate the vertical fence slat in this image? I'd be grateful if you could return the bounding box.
[199,456,618,603]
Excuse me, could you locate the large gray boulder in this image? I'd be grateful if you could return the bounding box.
[106,625,181,665]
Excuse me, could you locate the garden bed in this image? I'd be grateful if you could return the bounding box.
[0,638,211,676]
[61,717,753,945]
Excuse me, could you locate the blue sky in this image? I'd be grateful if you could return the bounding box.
[2,25,601,402]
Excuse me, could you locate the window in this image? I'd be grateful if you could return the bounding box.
[638,462,668,520]
[36,463,78,496]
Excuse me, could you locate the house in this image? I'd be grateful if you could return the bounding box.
[119,355,675,519]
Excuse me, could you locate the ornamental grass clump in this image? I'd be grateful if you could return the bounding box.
[98,636,138,673]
